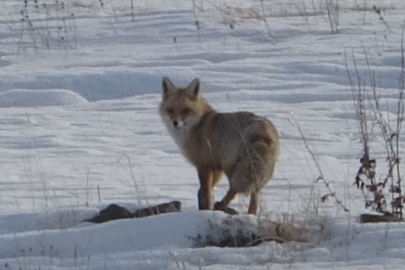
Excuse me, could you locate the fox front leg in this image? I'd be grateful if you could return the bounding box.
[197,188,210,210]
[197,169,216,210]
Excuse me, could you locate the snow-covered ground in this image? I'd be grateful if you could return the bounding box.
[0,0,405,269]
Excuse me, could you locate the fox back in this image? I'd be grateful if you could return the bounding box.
[159,77,279,214]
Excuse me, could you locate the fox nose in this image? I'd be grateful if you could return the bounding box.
[172,120,184,128]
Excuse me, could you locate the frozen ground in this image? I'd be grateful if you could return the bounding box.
[0,0,405,269]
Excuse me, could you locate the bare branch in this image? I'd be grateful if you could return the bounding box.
[292,116,349,212]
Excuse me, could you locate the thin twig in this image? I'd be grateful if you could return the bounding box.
[259,0,275,44]
[395,22,405,218]
[117,154,143,207]
[292,115,349,212]
[131,0,134,22]
[191,0,201,42]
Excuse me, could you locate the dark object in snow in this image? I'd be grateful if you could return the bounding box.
[88,204,132,223]
[133,201,182,218]
[359,213,403,223]
[87,201,182,223]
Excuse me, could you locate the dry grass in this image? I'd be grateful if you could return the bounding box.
[192,214,308,248]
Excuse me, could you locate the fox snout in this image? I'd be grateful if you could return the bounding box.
[162,108,194,129]
[161,113,186,129]
[172,119,184,128]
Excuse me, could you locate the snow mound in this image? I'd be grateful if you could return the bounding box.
[0,210,296,269]
[0,211,226,257]
[0,89,88,107]
[0,210,297,264]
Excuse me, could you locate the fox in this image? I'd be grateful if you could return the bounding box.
[159,77,280,215]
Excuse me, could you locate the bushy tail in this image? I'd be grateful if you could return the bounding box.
[229,135,279,194]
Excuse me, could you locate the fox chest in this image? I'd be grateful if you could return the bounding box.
[168,127,189,153]
[164,119,196,155]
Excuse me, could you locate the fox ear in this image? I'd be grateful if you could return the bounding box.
[186,78,201,100]
[162,77,176,100]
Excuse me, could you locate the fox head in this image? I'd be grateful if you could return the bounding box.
[159,77,214,129]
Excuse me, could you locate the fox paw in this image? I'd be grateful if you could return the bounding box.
[214,202,238,215]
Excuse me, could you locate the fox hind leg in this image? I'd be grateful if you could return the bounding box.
[214,188,237,211]
[248,192,259,215]
[214,189,259,215]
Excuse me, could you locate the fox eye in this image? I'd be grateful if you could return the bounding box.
[181,108,192,115]
[166,108,175,114]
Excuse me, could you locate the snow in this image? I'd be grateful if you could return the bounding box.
[0,89,88,107]
[0,0,405,269]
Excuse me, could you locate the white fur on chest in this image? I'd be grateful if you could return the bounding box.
[162,115,202,154]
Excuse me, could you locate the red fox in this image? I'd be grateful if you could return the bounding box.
[159,77,279,214]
